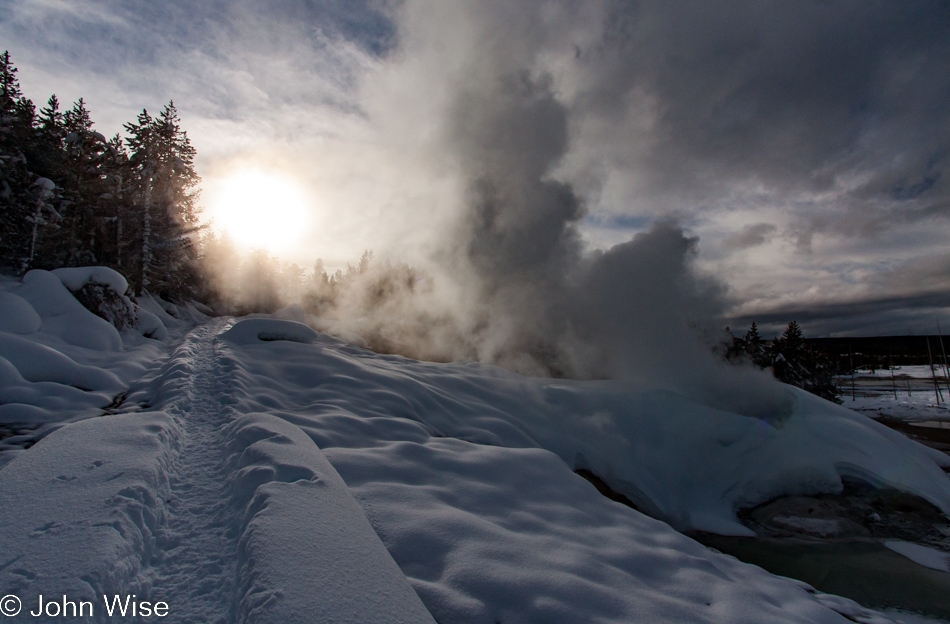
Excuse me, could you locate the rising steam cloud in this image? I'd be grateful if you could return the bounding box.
[278,1,787,420]
[202,0,792,419]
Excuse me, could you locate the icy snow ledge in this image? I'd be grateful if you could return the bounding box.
[220,319,319,346]
[884,541,950,572]
[0,411,179,604]
[226,413,436,624]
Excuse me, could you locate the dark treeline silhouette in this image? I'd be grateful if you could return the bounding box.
[0,52,202,299]
[806,336,950,371]
[724,321,840,403]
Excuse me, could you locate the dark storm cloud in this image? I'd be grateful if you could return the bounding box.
[568,0,950,235]
[731,253,950,337]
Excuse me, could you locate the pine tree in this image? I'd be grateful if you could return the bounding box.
[0,52,42,269]
[124,102,202,297]
[0,51,22,108]
[358,249,373,274]
[779,321,805,356]
[239,248,281,313]
[0,58,207,299]
[744,321,768,367]
[52,98,113,267]
[770,321,839,402]
[124,108,156,292]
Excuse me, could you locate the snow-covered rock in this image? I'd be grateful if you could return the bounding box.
[220,318,319,345]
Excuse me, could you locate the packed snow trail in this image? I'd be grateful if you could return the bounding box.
[0,318,437,623]
[144,318,239,623]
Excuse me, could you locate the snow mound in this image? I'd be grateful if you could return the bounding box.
[0,269,202,433]
[0,291,41,334]
[0,411,181,606]
[15,269,123,351]
[0,354,114,424]
[52,266,130,295]
[220,318,319,345]
[0,332,122,392]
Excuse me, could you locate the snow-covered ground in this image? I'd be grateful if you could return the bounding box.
[837,366,950,423]
[2,269,950,623]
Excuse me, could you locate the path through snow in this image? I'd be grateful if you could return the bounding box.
[145,318,238,623]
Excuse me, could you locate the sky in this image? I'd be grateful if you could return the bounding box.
[2,0,949,338]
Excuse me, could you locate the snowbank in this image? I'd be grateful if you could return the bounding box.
[218,335,950,536]
[2,311,947,623]
[52,266,130,295]
[0,332,122,391]
[17,269,124,351]
[0,411,180,606]
[208,327,950,622]
[0,291,41,334]
[0,268,202,443]
[227,413,436,623]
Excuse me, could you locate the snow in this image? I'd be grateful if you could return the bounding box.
[884,541,950,572]
[15,269,123,351]
[228,413,436,623]
[1,297,949,622]
[0,332,122,392]
[838,366,950,422]
[220,318,319,345]
[0,291,41,334]
[0,269,205,461]
[52,265,129,295]
[0,409,181,607]
[212,329,950,536]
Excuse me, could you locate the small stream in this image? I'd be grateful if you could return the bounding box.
[693,534,950,620]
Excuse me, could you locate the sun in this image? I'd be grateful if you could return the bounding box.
[210,170,310,250]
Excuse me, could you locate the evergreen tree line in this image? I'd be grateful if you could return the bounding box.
[0,52,202,298]
[724,321,840,403]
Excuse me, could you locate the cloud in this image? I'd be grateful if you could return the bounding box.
[722,223,777,250]
[3,0,948,342]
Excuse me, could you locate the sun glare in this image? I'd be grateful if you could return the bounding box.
[211,170,310,250]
